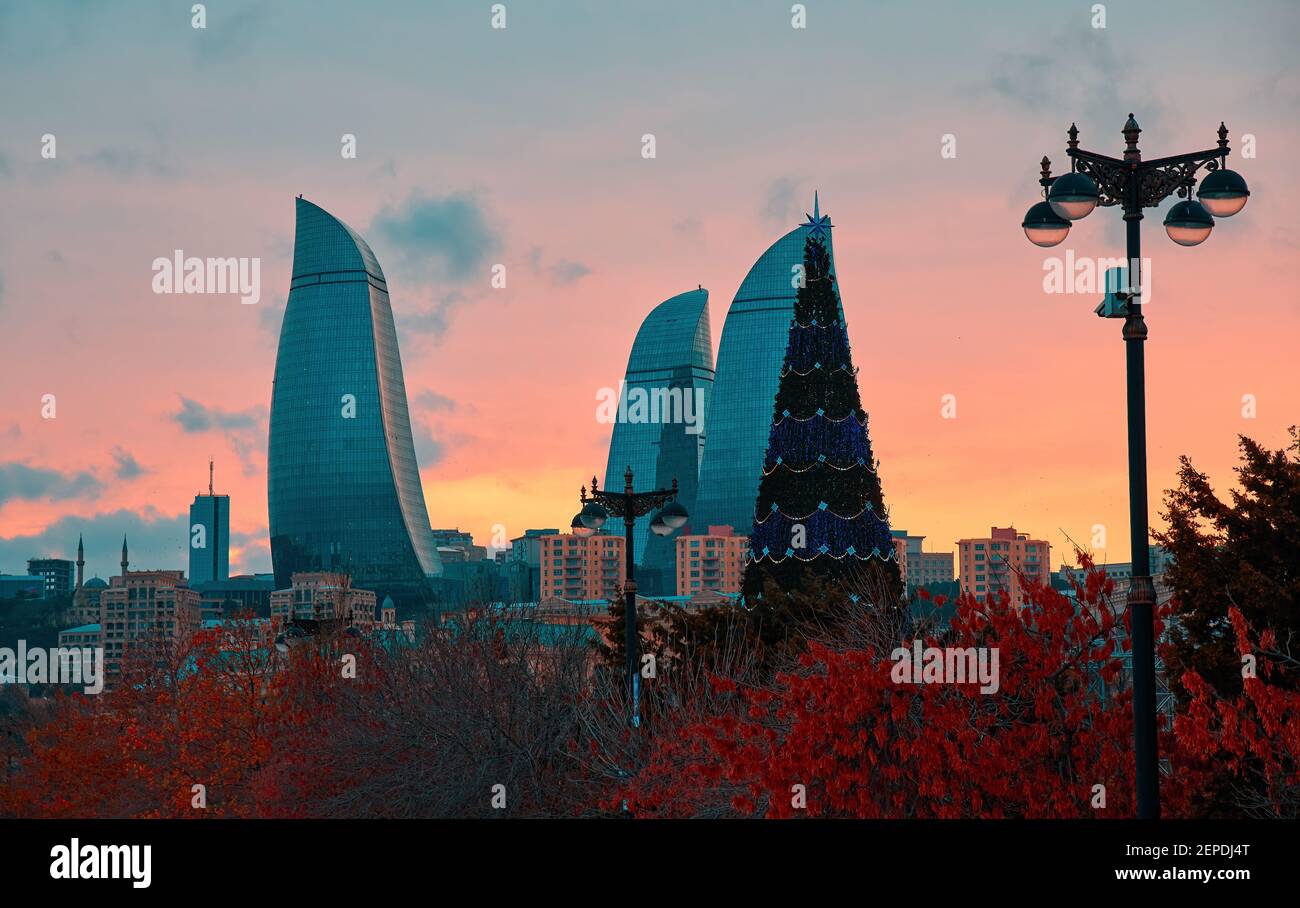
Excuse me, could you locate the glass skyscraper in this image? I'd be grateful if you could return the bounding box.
[188,492,230,584]
[268,197,442,606]
[603,288,714,593]
[694,209,845,542]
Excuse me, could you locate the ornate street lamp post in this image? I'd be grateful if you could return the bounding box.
[1022,115,1249,819]
[576,466,688,726]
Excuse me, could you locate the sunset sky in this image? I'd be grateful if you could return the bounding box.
[1,0,1297,580]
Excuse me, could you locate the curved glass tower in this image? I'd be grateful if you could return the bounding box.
[268,197,441,605]
[694,204,845,541]
[603,288,713,593]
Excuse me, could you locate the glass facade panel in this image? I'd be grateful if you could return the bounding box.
[268,198,441,606]
[694,224,845,541]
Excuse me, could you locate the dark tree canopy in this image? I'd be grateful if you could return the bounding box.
[1157,427,1300,700]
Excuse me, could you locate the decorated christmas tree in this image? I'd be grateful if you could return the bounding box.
[743,201,901,606]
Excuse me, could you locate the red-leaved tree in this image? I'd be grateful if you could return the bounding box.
[621,560,1194,818]
[1173,606,1300,818]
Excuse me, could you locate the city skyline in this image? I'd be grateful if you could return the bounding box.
[2,1,1297,581]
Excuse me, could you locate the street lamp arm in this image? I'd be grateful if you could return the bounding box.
[1067,147,1126,167]
[583,487,678,518]
[1136,157,1221,209]
[1068,155,1129,208]
[1069,145,1229,210]
[626,493,676,519]
[1139,147,1225,170]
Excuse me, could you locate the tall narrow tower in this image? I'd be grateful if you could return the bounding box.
[268,197,443,606]
[120,535,129,576]
[76,533,85,591]
[602,288,714,594]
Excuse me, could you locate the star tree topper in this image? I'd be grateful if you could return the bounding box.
[801,191,832,237]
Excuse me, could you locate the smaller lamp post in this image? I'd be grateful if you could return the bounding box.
[576,467,686,726]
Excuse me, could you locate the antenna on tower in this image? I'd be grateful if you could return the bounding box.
[209,459,214,497]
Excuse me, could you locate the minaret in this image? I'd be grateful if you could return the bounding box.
[76,533,85,590]
[120,535,129,576]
